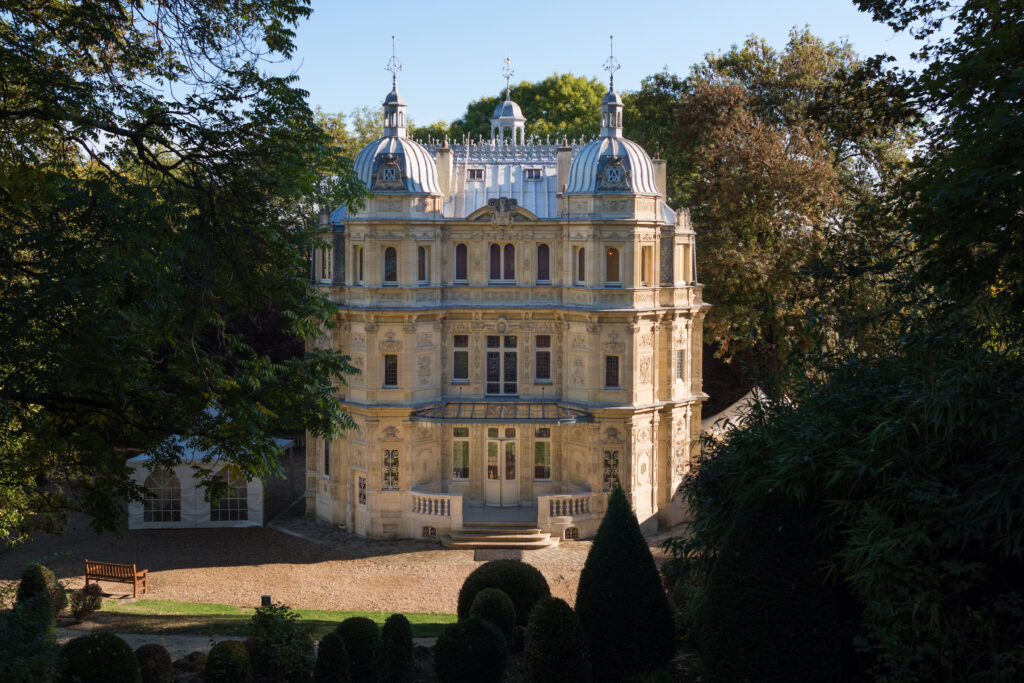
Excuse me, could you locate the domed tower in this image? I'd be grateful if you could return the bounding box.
[490,56,526,144]
[352,46,441,196]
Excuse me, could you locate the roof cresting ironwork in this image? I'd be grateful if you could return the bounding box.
[386,35,402,90]
[603,35,620,91]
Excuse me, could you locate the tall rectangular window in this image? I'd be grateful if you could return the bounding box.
[353,245,364,284]
[641,246,653,286]
[605,355,620,389]
[535,335,551,382]
[454,243,468,282]
[417,246,429,284]
[536,244,550,282]
[383,354,398,388]
[574,247,586,285]
[324,440,330,477]
[383,246,398,285]
[320,246,332,282]
[534,427,551,480]
[486,335,517,395]
[676,350,684,381]
[453,427,470,480]
[605,247,620,284]
[383,449,399,491]
[452,335,469,382]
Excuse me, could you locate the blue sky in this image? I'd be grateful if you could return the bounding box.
[282,0,925,126]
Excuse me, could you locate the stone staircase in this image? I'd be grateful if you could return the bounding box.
[440,522,559,550]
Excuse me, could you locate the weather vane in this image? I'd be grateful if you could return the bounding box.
[603,35,620,90]
[385,35,402,89]
[502,53,514,100]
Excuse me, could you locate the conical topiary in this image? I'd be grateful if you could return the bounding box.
[575,485,675,682]
[377,613,414,683]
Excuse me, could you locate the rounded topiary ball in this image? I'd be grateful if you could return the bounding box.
[522,597,591,683]
[378,613,414,683]
[16,562,67,617]
[335,616,380,682]
[205,640,252,683]
[313,631,350,683]
[56,632,141,683]
[433,617,506,683]
[135,643,173,683]
[469,588,517,640]
[457,560,550,627]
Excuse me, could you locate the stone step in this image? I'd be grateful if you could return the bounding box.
[448,532,551,543]
[455,526,544,536]
[440,534,559,550]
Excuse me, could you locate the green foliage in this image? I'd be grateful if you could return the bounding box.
[625,29,918,381]
[0,0,365,544]
[456,560,551,628]
[70,584,104,623]
[249,603,314,682]
[377,613,414,683]
[0,595,57,682]
[205,640,252,683]
[448,73,606,142]
[433,617,506,683]
[335,616,380,683]
[576,486,675,683]
[697,492,864,682]
[521,597,591,683]
[16,563,66,617]
[135,643,173,683]
[676,345,1024,681]
[314,631,351,683]
[468,588,516,641]
[56,632,140,683]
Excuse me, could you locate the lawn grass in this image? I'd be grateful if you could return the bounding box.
[94,598,456,638]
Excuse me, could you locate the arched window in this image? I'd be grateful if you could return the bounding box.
[383,246,397,285]
[210,468,248,521]
[489,244,515,283]
[536,244,550,282]
[503,244,515,280]
[606,247,620,284]
[454,243,468,282]
[417,246,429,284]
[575,247,586,285]
[143,470,180,523]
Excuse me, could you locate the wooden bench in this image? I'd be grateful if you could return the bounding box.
[84,559,148,598]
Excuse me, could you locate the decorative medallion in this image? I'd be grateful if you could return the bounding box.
[597,155,632,191]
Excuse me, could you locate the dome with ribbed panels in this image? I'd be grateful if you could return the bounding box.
[353,136,441,195]
[564,136,659,195]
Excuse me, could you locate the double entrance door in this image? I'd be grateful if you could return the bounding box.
[484,426,518,507]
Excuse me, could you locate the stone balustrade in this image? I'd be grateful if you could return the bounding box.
[537,491,606,539]
[402,490,463,539]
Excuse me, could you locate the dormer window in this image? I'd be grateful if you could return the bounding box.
[524,168,542,181]
[468,168,484,182]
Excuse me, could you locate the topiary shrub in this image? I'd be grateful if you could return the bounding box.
[697,491,863,683]
[457,560,550,628]
[433,617,506,683]
[16,563,67,618]
[575,486,675,683]
[521,597,591,683]
[205,640,252,683]
[468,588,516,641]
[249,602,314,682]
[70,583,103,623]
[335,616,380,683]
[0,594,57,682]
[314,631,350,683]
[377,613,414,683]
[55,632,141,683]
[135,643,173,683]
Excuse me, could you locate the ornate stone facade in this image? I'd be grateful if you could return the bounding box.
[307,65,708,540]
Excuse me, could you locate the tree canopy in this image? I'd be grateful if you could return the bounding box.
[626,30,918,382]
[0,0,364,543]
[448,73,606,143]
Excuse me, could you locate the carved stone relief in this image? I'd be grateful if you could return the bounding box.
[639,356,652,384]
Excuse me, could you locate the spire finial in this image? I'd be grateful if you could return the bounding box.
[603,35,620,91]
[502,52,514,101]
[385,35,402,90]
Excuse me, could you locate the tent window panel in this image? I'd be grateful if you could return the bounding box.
[210,470,248,521]
[143,470,181,523]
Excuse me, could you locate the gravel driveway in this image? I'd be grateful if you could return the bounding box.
[1,502,678,615]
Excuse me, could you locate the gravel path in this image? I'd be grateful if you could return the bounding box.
[1,502,679,615]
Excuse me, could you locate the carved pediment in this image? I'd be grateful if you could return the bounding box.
[596,155,632,191]
[466,197,539,225]
[372,154,406,191]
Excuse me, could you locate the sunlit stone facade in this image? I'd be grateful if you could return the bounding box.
[306,69,707,540]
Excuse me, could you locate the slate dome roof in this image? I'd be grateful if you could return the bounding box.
[564,136,659,195]
[353,136,441,195]
[492,98,525,120]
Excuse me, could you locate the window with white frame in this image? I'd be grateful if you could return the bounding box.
[535,335,551,382]
[467,168,484,181]
[143,470,181,523]
[524,168,542,181]
[534,427,551,480]
[210,469,248,521]
[452,427,470,480]
[452,335,469,382]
